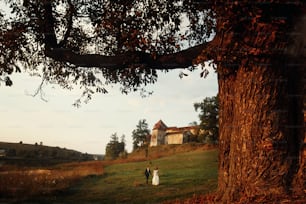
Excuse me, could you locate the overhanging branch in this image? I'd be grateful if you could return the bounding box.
[45,38,217,70]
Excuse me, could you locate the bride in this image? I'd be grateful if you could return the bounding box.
[152,167,159,185]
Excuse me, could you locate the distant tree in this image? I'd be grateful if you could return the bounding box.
[118,134,127,158]
[189,121,198,126]
[81,152,92,161]
[105,133,126,160]
[120,134,126,151]
[118,150,128,159]
[132,119,150,150]
[194,95,219,144]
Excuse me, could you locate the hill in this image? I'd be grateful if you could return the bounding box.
[0,142,97,166]
[127,143,217,161]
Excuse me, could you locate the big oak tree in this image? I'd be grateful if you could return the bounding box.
[0,0,305,203]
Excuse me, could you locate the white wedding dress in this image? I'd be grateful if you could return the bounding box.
[152,169,159,185]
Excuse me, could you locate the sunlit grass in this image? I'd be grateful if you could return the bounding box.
[39,149,218,204]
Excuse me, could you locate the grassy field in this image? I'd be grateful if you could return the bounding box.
[30,149,218,204]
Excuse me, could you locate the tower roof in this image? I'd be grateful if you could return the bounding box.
[153,120,167,130]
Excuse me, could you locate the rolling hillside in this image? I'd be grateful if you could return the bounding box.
[0,142,98,166]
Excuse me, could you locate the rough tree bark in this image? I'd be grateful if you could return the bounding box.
[217,59,304,203]
[215,4,305,203]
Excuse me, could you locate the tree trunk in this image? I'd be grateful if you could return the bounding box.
[215,7,305,201]
[292,56,306,195]
[217,57,304,203]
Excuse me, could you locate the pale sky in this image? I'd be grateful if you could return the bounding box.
[0,66,218,154]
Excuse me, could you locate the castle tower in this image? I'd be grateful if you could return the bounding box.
[150,120,167,146]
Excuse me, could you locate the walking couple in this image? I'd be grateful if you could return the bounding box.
[145,166,159,185]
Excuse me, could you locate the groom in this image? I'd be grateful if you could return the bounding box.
[144,166,151,184]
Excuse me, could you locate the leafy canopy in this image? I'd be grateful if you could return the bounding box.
[1,0,301,104]
[0,0,215,104]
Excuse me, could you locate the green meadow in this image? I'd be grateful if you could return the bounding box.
[31,149,218,204]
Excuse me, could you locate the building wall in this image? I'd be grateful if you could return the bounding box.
[150,134,157,146]
[150,129,166,146]
[166,133,183,144]
[149,120,199,147]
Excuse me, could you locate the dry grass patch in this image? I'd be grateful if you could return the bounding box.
[0,161,104,201]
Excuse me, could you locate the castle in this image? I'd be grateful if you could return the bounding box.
[150,120,199,147]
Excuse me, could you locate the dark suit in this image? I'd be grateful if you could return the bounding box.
[145,168,151,184]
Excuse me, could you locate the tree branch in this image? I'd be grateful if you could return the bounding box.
[42,0,57,48]
[45,38,217,70]
[58,0,74,47]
